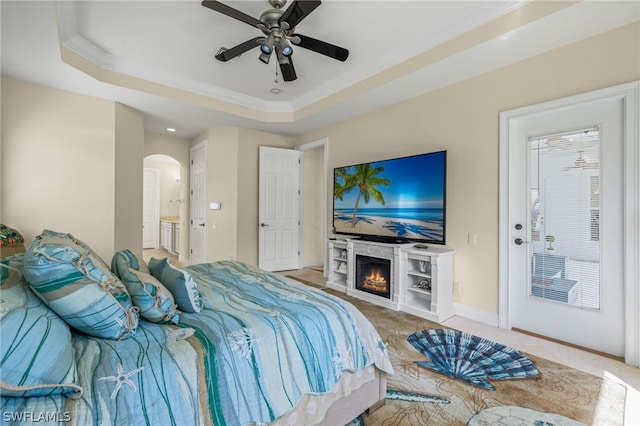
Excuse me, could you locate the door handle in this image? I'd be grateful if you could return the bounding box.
[199,223,205,227]
[260,223,270,227]
[514,238,529,245]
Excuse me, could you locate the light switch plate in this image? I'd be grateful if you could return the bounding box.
[210,202,221,210]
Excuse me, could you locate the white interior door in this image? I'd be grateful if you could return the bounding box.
[259,146,302,271]
[506,96,625,357]
[142,168,160,249]
[190,141,207,265]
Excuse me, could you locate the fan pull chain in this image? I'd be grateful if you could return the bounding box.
[274,61,280,84]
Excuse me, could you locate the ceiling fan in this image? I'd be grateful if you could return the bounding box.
[564,151,599,171]
[202,0,349,82]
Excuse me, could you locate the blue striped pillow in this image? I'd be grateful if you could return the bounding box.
[23,230,138,340]
[111,250,180,324]
[0,254,83,398]
[148,257,202,313]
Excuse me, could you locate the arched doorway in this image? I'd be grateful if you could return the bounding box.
[142,154,185,266]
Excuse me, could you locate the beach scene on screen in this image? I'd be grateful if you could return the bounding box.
[333,152,446,243]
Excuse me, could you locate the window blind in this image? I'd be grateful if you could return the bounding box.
[528,127,600,309]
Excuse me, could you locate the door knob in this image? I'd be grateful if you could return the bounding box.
[199,223,205,227]
[260,223,270,227]
[514,238,528,245]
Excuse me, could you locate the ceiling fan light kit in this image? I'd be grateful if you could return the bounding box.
[279,38,293,57]
[203,0,349,82]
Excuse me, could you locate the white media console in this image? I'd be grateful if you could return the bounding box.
[327,238,455,323]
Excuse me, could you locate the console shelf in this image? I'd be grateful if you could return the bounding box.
[327,239,349,291]
[400,247,455,323]
[326,239,455,323]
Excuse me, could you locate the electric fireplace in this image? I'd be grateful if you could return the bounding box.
[355,255,391,299]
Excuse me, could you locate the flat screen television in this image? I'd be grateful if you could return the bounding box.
[332,150,446,245]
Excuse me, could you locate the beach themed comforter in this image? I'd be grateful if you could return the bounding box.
[1,260,393,426]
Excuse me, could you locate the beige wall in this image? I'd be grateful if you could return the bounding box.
[302,147,325,266]
[205,127,240,262]
[114,103,144,257]
[191,127,293,264]
[0,79,3,220]
[296,22,640,315]
[145,133,190,167]
[1,77,119,261]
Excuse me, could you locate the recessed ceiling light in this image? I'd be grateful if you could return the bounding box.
[270,88,282,95]
[166,127,176,132]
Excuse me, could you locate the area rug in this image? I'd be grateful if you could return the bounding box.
[346,389,450,426]
[467,406,586,425]
[284,274,627,425]
[407,328,539,390]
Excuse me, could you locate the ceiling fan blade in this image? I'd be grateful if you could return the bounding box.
[202,1,262,28]
[279,0,321,29]
[279,56,297,82]
[293,34,349,61]
[215,37,262,61]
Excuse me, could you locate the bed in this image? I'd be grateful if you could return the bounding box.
[0,230,393,426]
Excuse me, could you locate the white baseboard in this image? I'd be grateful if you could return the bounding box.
[453,303,500,328]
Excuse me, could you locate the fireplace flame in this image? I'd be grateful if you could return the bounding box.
[364,270,387,288]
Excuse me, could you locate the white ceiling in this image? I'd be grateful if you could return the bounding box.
[1,1,638,139]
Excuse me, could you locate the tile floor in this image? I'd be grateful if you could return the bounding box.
[142,248,182,267]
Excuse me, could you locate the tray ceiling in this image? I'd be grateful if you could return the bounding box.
[1,1,638,137]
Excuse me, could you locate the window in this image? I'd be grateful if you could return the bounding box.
[528,127,600,309]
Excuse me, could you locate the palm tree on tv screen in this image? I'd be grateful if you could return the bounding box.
[334,167,352,201]
[338,164,391,227]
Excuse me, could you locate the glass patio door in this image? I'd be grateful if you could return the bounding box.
[508,97,625,358]
[528,129,600,309]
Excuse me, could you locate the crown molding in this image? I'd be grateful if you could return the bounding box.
[56,1,295,119]
[54,1,637,125]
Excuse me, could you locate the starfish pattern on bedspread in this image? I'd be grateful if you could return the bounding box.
[229,327,258,359]
[332,348,353,378]
[97,364,145,400]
